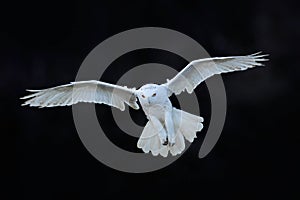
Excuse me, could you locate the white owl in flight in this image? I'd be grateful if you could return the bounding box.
[21,52,268,157]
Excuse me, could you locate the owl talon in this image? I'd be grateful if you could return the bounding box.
[162,137,168,145]
[169,142,175,147]
[168,135,176,146]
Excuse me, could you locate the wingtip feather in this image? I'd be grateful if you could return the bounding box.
[26,89,42,92]
[250,51,262,56]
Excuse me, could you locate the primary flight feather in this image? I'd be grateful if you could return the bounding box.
[21,52,268,157]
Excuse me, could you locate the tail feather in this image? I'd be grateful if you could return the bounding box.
[137,108,203,157]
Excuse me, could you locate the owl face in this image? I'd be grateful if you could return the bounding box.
[138,84,167,106]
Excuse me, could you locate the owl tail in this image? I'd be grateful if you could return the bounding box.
[137,108,204,157]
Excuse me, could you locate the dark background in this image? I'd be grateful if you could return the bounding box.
[1,0,299,199]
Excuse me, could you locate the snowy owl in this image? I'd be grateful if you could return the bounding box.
[21,52,268,157]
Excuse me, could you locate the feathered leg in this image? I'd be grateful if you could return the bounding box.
[165,110,175,146]
[149,116,167,145]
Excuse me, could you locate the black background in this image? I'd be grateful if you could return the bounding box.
[2,0,299,199]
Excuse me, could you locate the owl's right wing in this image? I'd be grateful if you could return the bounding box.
[163,52,268,96]
[20,80,139,111]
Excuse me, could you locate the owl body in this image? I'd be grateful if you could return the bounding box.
[137,84,174,144]
[135,83,204,156]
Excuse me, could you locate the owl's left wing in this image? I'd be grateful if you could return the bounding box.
[163,52,268,96]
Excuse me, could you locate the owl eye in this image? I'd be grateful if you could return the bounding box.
[152,93,156,97]
[141,94,145,98]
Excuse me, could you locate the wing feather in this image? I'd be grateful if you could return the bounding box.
[164,52,268,95]
[20,80,139,111]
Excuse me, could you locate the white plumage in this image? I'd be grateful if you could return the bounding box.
[21,52,268,157]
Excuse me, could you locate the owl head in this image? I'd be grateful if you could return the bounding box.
[137,84,167,106]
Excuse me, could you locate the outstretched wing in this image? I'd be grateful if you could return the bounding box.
[20,80,139,111]
[164,52,268,96]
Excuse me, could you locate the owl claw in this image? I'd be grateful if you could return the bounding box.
[168,135,176,146]
[169,136,175,147]
[169,142,175,147]
[162,137,168,145]
[158,128,167,145]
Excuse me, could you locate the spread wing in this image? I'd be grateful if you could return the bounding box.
[20,80,139,111]
[164,52,268,96]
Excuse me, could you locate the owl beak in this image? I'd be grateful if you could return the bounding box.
[147,99,150,104]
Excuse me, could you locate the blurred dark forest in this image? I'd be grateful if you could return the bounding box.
[1,0,299,199]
